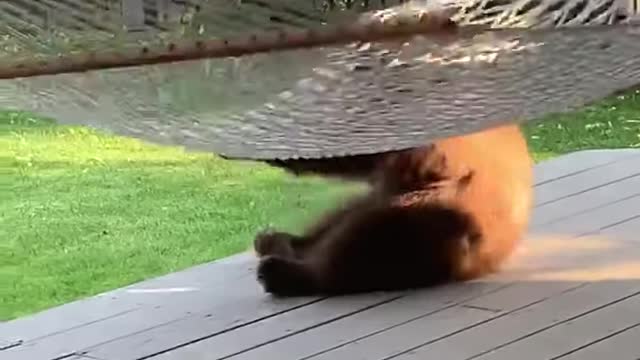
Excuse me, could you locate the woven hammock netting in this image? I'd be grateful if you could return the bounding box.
[0,0,638,160]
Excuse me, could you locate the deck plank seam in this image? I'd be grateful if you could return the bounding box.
[50,350,86,360]
[460,305,503,314]
[81,354,107,360]
[536,172,640,207]
[534,192,640,228]
[577,212,640,237]
[534,152,640,187]
[0,339,23,351]
[0,263,257,345]
[463,292,640,360]
[21,310,193,360]
[294,283,516,360]
[85,296,331,360]
[214,294,408,360]
[84,281,516,359]
[4,307,140,352]
[65,352,108,360]
[550,322,640,360]
[298,280,568,360]
[376,283,590,360]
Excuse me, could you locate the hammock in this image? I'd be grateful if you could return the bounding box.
[0,0,637,160]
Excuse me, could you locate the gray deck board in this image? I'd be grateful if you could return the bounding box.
[0,252,257,342]
[558,323,640,360]
[3,149,640,360]
[531,190,640,235]
[389,282,640,360]
[468,293,640,360]
[1,254,321,360]
[531,149,640,185]
[530,170,640,227]
[88,292,404,360]
[533,150,640,207]
[156,282,512,360]
[598,209,640,239]
[270,282,587,360]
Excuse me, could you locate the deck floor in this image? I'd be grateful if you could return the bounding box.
[3,149,640,360]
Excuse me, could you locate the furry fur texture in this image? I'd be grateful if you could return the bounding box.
[253,124,533,296]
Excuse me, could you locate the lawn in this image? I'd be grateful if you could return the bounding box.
[2,90,640,321]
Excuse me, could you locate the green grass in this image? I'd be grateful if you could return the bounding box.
[524,90,640,161]
[2,90,640,321]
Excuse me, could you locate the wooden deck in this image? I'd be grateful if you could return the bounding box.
[3,149,640,360]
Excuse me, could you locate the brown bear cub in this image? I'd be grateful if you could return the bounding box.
[253,124,533,296]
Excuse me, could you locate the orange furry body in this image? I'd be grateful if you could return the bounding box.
[254,125,533,296]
